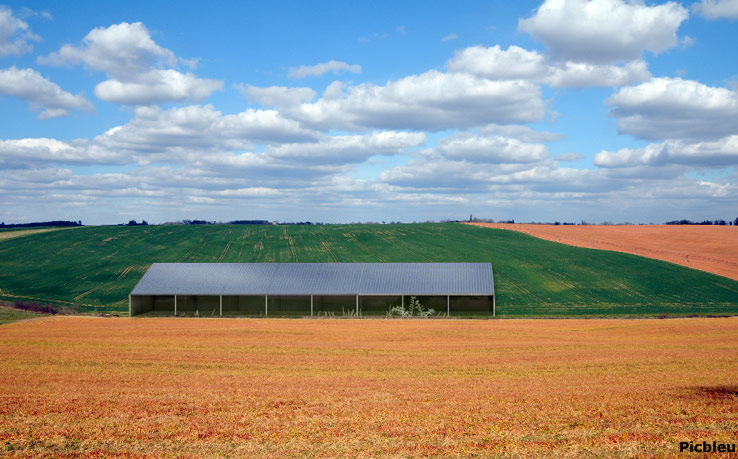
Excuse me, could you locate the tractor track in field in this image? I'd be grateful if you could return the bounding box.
[216,241,232,263]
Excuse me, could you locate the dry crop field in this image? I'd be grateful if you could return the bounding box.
[1,317,737,457]
[465,223,738,281]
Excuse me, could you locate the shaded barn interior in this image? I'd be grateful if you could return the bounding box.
[130,263,494,317]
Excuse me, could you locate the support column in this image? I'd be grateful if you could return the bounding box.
[493,295,496,318]
[311,295,313,316]
[128,294,131,317]
[219,295,222,317]
[174,295,177,317]
[447,295,450,316]
[265,295,268,316]
[402,295,404,309]
[356,295,359,316]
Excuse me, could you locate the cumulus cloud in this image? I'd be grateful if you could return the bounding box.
[93,69,223,105]
[436,133,549,163]
[373,143,738,224]
[693,0,738,19]
[239,85,317,108]
[447,45,650,88]
[0,137,117,166]
[594,136,738,168]
[546,60,650,88]
[0,104,320,168]
[288,60,362,78]
[266,131,426,165]
[40,22,174,76]
[555,152,585,162]
[39,22,222,105]
[265,70,546,131]
[377,152,594,193]
[448,45,549,80]
[607,77,738,140]
[0,6,39,56]
[478,124,564,143]
[518,0,688,63]
[0,67,93,118]
[95,104,319,160]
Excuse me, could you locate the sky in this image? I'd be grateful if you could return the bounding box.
[0,0,737,225]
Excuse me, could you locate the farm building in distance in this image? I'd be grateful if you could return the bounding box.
[129,263,495,317]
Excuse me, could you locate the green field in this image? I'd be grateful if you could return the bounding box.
[0,223,736,317]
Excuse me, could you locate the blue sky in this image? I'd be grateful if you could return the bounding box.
[1,0,737,224]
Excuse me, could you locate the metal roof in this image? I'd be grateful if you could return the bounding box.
[131,263,494,296]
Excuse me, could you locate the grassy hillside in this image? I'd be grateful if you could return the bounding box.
[0,223,736,316]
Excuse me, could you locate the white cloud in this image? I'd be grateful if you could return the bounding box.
[266,131,426,165]
[679,35,696,49]
[288,60,362,78]
[693,0,738,19]
[546,59,650,88]
[607,77,738,140]
[437,133,550,163]
[39,22,222,105]
[0,67,93,118]
[447,45,650,88]
[240,85,317,108]
[17,7,52,21]
[448,45,549,80]
[40,22,174,77]
[478,124,564,143]
[0,6,39,56]
[94,69,223,105]
[0,104,320,168]
[0,138,118,166]
[594,136,738,168]
[518,0,688,63]
[555,152,585,162]
[271,70,546,131]
[95,104,319,160]
[441,33,458,41]
[378,153,592,192]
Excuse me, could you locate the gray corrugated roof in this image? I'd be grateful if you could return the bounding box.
[131,263,494,296]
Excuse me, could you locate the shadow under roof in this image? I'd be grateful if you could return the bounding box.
[131,263,494,296]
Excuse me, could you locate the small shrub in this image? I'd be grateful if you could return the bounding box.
[341,306,359,317]
[12,301,57,315]
[387,296,435,318]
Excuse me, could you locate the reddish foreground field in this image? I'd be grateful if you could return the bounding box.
[1,317,737,457]
[465,223,738,281]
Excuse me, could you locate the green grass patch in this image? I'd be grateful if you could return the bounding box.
[0,306,44,325]
[0,223,736,317]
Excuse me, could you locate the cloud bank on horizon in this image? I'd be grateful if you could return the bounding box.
[0,0,737,224]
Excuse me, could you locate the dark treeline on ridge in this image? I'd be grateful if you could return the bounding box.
[0,221,82,229]
[665,219,738,226]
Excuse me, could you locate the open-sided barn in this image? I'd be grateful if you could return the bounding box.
[129,263,495,317]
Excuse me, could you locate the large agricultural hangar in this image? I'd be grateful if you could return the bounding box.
[129,263,495,317]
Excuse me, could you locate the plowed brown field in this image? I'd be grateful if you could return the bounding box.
[1,317,737,457]
[465,223,738,281]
